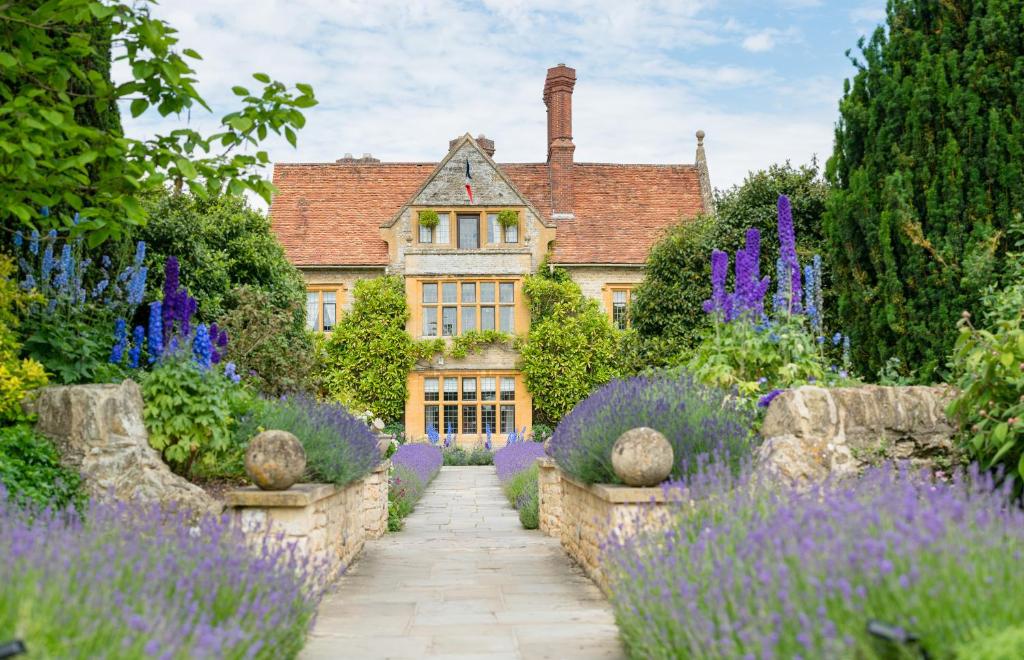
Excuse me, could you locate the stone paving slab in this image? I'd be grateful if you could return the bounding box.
[301,466,625,660]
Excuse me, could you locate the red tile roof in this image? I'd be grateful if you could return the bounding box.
[270,161,706,266]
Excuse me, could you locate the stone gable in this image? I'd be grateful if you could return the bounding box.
[414,140,528,207]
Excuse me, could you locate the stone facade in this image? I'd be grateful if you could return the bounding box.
[563,265,644,317]
[756,385,962,485]
[301,267,386,313]
[537,457,672,593]
[226,461,390,582]
[28,380,220,517]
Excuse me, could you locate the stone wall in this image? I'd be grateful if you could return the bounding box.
[537,458,671,593]
[563,266,644,315]
[756,385,962,484]
[226,460,390,581]
[28,380,220,516]
[301,267,386,312]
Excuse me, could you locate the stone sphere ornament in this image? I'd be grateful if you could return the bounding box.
[245,430,306,490]
[611,427,674,487]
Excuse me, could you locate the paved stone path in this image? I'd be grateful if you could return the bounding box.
[302,466,624,659]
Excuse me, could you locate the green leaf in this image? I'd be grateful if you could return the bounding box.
[993,422,1009,444]
[0,52,17,68]
[1001,352,1015,368]
[182,48,203,60]
[130,98,149,117]
[227,116,253,132]
[253,72,271,83]
[231,86,250,97]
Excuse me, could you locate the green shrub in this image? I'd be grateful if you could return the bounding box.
[321,276,413,423]
[955,626,1024,660]
[949,225,1024,480]
[0,423,82,510]
[418,209,439,229]
[442,446,493,466]
[521,273,621,425]
[502,462,539,529]
[141,359,234,476]
[516,488,539,529]
[0,256,48,420]
[824,1,1024,381]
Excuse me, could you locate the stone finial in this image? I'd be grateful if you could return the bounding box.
[611,427,674,487]
[245,430,307,491]
[695,129,713,215]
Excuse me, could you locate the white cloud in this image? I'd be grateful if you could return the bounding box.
[115,0,841,206]
[850,6,885,24]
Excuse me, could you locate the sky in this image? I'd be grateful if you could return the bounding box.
[118,0,888,202]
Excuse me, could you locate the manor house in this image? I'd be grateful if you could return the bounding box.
[269,64,712,443]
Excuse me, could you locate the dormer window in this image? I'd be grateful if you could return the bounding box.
[419,211,450,244]
[417,208,521,247]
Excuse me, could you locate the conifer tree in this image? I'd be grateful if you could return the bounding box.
[825,0,1024,381]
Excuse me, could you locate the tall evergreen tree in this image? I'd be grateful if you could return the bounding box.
[825,0,1024,381]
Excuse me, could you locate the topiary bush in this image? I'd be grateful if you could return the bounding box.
[548,371,755,484]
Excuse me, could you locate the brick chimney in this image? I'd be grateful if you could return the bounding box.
[543,63,576,217]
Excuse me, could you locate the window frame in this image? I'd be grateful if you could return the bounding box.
[418,278,519,338]
[420,371,521,437]
[306,285,345,332]
[415,208,522,247]
[606,285,634,330]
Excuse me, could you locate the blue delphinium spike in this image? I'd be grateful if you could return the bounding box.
[109,318,127,364]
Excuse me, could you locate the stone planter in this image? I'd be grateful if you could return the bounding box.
[225,460,390,581]
[537,457,673,593]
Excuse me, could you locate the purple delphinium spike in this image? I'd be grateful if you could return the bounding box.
[162,257,179,341]
[703,250,732,319]
[777,195,801,314]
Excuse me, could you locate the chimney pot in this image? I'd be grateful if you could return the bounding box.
[544,64,576,215]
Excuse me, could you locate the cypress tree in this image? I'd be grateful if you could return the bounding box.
[825,0,1024,381]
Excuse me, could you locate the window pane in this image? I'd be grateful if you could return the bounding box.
[504,222,519,243]
[461,306,476,333]
[419,224,432,243]
[442,307,457,336]
[481,405,497,435]
[462,377,477,401]
[480,282,495,303]
[461,282,476,303]
[423,283,438,303]
[424,377,439,401]
[613,290,628,304]
[306,292,318,330]
[443,377,458,401]
[458,214,479,249]
[499,282,514,303]
[442,282,457,303]
[499,305,514,333]
[443,405,459,434]
[500,405,515,434]
[322,303,336,332]
[462,406,478,434]
[500,377,516,401]
[481,377,496,401]
[480,306,495,331]
[613,303,628,330]
[425,405,439,434]
[487,213,500,244]
[436,214,450,244]
[423,306,438,336]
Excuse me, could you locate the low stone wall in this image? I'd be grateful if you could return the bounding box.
[226,461,390,581]
[537,457,671,593]
[756,385,962,484]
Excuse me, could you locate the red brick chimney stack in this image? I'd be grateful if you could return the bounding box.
[543,63,576,217]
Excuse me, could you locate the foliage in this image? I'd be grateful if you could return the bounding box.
[548,371,755,484]
[321,276,413,423]
[128,190,307,322]
[388,444,442,531]
[234,395,380,486]
[0,424,82,511]
[497,209,519,229]
[954,626,1024,660]
[606,463,1024,659]
[948,223,1024,481]
[418,209,439,229]
[0,256,47,418]
[441,446,493,466]
[411,330,516,362]
[503,464,539,529]
[0,491,325,657]
[521,273,621,425]
[494,441,546,483]
[530,423,553,444]
[824,0,1024,381]
[0,0,316,245]
[688,195,854,407]
[140,358,234,476]
[631,162,828,366]
[218,286,316,396]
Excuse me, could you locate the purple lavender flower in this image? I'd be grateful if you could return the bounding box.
[494,442,545,482]
[757,388,784,408]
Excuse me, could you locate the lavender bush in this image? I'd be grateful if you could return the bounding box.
[389,444,443,531]
[548,371,755,484]
[494,441,546,483]
[606,463,1024,658]
[235,395,380,486]
[0,488,324,658]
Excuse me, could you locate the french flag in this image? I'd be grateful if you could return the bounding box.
[465,158,474,204]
